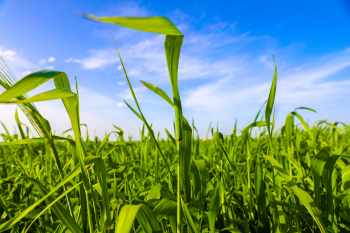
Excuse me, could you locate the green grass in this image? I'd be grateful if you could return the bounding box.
[0,14,350,233]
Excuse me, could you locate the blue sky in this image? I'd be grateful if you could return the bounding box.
[0,0,350,139]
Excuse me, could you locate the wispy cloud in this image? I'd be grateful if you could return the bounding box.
[38,57,56,65]
[119,86,147,101]
[2,4,350,139]
[39,59,46,65]
[0,47,38,77]
[47,57,55,62]
[65,57,81,63]
[21,71,31,76]
[67,48,121,69]
[66,22,253,84]
[183,48,350,124]
[0,47,58,78]
[57,9,350,135]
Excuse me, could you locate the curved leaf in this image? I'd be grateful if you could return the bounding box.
[209,183,224,233]
[139,80,174,106]
[0,88,75,103]
[116,204,162,233]
[83,13,182,35]
[264,156,328,233]
[0,70,66,101]
[153,198,177,222]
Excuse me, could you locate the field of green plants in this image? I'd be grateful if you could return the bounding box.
[0,14,350,233]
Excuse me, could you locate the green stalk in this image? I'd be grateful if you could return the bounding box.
[155,132,160,180]
[245,139,254,219]
[177,150,182,233]
[112,41,175,185]
[84,15,185,232]
[28,108,74,217]
[85,191,95,233]
[164,34,184,233]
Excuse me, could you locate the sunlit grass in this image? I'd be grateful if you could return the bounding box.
[0,14,349,233]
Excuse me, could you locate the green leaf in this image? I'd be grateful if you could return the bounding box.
[116,205,162,233]
[24,182,83,233]
[180,197,199,233]
[0,88,75,103]
[139,80,174,106]
[111,38,175,186]
[0,196,11,219]
[209,183,224,233]
[124,100,143,121]
[153,198,177,222]
[164,35,184,141]
[264,156,328,233]
[242,121,268,136]
[191,160,207,209]
[85,15,185,233]
[311,147,329,211]
[255,155,267,233]
[254,100,267,122]
[164,127,176,147]
[83,156,112,227]
[342,165,350,193]
[291,111,314,144]
[96,131,117,157]
[180,118,192,202]
[83,13,182,35]
[0,70,67,101]
[146,185,162,201]
[323,154,342,226]
[0,138,43,146]
[0,165,82,232]
[265,56,277,136]
[294,106,318,113]
[14,109,33,171]
[274,200,308,213]
[220,227,242,232]
[318,121,346,134]
[266,184,279,231]
[213,132,236,173]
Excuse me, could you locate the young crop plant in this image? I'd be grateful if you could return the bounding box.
[0,13,350,233]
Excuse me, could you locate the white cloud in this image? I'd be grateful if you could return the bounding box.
[71,49,120,69]
[21,71,31,76]
[0,47,59,79]
[38,57,55,66]
[38,59,46,65]
[64,34,166,74]
[119,86,147,101]
[182,48,350,130]
[47,57,55,62]
[66,25,253,85]
[79,87,115,107]
[62,15,350,136]
[65,58,81,63]
[0,48,16,61]
[2,6,350,139]
[0,46,39,78]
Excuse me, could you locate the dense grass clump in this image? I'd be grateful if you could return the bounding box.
[0,14,350,233]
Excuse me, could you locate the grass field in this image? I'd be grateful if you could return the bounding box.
[0,14,350,233]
